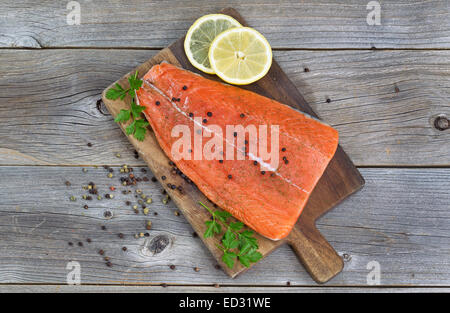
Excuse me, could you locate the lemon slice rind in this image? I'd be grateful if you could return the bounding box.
[184,14,242,74]
[208,27,272,85]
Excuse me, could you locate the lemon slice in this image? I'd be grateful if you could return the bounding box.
[184,14,242,74]
[209,27,272,85]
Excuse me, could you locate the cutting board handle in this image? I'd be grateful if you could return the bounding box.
[287,223,344,284]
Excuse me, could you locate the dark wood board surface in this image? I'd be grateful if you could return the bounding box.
[102,7,364,283]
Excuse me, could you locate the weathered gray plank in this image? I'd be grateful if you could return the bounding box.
[1,0,449,49]
[1,285,448,293]
[0,166,448,286]
[0,49,448,166]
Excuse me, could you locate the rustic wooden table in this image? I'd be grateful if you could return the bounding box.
[0,0,449,293]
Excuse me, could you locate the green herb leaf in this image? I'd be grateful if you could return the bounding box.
[135,118,149,128]
[238,240,253,256]
[238,255,251,267]
[214,210,232,222]
[114,109,131,123]
[238,247,262,267]
[125,120,136,135]
[128,71,143,91]
[204,221,215,238]
[130,99,145,119]
[199,202,262,270]
[238,229,259,252]
[204,220,221,238]
[239,234,258,250]
[134,118,149,141]
[109,72,149,141]
[246,249,263,263]
[222,228,239,250]
[106,83,128,100]
[240,230,255,238]
[230,221,244,231]
[133,125,147,141]
[222,251,237,269]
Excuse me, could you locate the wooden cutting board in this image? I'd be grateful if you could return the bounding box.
[102,8,364,283]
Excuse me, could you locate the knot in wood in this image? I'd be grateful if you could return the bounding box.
[342,253,352,262]
[434,116,449,131]
[96,99,108,115]
[103,210,113,219]
[149,235,170,254]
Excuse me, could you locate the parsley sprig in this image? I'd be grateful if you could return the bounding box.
[106,71,143,100]
[106,71,148,141]
[199,201,263,269]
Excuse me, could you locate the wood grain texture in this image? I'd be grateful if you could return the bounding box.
[0,0,448,291]
[0,49,449,166]
[1,1,449,49]
[0,167,448,286]
[1,285,449,293]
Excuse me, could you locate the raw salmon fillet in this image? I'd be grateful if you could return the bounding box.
[136,63,338,240]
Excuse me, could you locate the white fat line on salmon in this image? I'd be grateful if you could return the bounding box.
[141,79,309,195]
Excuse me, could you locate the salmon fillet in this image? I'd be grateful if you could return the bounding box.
[136,63,338,240]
